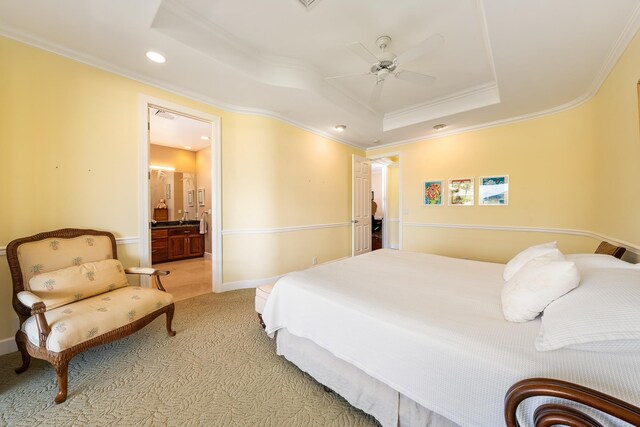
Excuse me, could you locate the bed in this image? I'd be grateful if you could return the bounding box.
[261,248,640,426]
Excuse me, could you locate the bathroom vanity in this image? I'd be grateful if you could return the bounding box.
[151,221,204,263]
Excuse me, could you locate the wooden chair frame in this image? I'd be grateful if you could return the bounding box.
[6,228,176,403]
[505,378,640,427]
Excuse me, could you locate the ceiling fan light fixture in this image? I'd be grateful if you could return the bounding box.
[146,51,166,63]
[334,124,347,132]
[433,124,447,131]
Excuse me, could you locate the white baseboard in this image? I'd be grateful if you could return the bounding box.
[0,337,17,356]
[204,252,212,260]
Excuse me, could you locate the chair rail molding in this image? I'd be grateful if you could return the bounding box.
[403,222,640,254]
[222,221,352,236]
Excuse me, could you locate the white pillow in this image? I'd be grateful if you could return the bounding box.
[536,268,640,352]
[565,253,637,271]
[503,242,561,281]
[501,254,580,323]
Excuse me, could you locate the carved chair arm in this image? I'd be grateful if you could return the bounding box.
[17,291,45,311]
[16,291,51,347]
[124,267,170,292]
[505,378,640,427]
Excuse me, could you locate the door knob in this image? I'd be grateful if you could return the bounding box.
[352,220,359,223]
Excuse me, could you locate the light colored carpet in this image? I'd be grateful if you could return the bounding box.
[0,289,379,426]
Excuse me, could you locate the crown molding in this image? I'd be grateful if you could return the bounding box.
[382,82,500,131]
[0,26,362,152]
[2,0,639,155]
[369,3,640,152]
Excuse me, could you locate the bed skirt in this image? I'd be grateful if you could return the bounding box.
[276,329,460,427]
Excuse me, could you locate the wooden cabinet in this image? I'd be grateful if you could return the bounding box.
[151,229,169,263]
[168,227,204,260]
[151,227,204,264]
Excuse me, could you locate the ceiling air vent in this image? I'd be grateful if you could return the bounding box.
[298,0,322,10]
[154,109,175,120]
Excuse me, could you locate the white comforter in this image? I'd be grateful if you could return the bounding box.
[262,249,640,427]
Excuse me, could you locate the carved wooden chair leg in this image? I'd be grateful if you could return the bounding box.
[53,360,69,404]
[258,313,265,329]
[166,304,176,337]
[14,333,31,374]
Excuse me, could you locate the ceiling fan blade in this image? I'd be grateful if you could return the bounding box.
[370,80,385,103]
[325,71,371,80]
[347,42,379,65]
[395,70,436,86]
[395,33,444,65]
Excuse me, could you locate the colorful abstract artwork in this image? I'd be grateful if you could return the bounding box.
[479,175,509,205]
[449,178,474,206]
[424,181,444,205]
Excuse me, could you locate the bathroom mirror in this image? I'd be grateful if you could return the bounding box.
[149,170,198,221]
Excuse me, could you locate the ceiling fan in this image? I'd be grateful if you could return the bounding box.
[327,34,444,103]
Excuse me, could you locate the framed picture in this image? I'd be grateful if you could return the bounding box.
[187,190,194,207]
[197,188,205,207]
[424,180,444,205]
[479,175,509,205]
[448,178,474,206]
[165,184,171,200]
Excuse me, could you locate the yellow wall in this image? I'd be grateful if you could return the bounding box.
[369,29,640,262]
[0,36,362,343]
[592,31,640,244]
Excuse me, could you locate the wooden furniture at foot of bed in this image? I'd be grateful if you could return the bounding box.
[505,378,640,427]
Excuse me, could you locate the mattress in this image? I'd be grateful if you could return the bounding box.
[262,249,640,427]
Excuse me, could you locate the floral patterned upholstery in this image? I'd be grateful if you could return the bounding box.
[28,259,128,310]
[17,235,114,289]
[22,286,173,352]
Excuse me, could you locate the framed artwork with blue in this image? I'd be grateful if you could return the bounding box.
[479,175,509,205]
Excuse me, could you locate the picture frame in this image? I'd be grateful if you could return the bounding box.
[423,180,444,206]
[187,190,194,207]
[479,175,509,206]
[448,178,474,206]
[197,188,205,207]
[165,183,171,200]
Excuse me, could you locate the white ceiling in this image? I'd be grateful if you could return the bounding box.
[149,108,212,151]
[1,0,639,149]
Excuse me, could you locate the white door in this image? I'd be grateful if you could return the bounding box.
[352,155,372,256]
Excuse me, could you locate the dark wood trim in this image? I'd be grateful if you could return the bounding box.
[6,228,176,403]
[505,378,640,427]
[594,241,626,259]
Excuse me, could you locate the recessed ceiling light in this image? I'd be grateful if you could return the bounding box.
[146,51,166,63]
[433,124,447,131]
[334,124,347,132]
[183,146,192,150]
[200,136,210,140]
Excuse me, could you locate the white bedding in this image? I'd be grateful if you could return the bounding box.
[262,249,640,427]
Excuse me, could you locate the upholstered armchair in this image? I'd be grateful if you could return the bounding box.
[6,228,176,403]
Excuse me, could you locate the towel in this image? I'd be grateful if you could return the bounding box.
[199,217,207,234]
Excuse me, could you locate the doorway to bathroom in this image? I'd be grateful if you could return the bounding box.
[138,96,222,300]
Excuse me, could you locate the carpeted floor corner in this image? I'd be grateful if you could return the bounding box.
[0,289,379,426]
